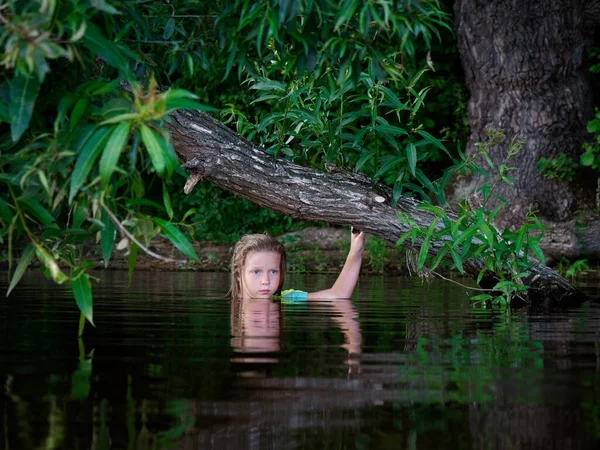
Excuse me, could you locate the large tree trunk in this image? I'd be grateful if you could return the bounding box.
[167,110,587,307]
[450,0,600,262]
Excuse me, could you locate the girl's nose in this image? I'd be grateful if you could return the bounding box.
[261,273,270,284]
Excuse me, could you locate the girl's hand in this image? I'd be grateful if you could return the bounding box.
[350,227,366,254]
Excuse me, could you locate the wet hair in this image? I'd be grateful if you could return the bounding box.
[227,233,287,299]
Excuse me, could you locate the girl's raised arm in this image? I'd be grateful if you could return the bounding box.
[307,229,366,299]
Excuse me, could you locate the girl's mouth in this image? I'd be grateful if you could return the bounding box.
[259,290,271,295]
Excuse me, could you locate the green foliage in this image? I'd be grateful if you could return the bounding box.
[225,66,451,204]
[365,236,389,273]
[537,153,577,182]
[0,1,215,327]
[0,0,466,327]
[580,109,600,188]
[399,131,545,307]
[539,48,600,210]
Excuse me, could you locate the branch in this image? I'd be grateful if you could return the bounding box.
[100,203,188,265]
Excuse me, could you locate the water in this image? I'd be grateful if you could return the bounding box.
[1,270,600,449]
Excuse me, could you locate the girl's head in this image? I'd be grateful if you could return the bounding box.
[228,233,287,299]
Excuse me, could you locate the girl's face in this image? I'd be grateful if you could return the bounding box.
[240,251,282,299]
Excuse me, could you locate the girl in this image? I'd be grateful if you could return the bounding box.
[227,228,366,300]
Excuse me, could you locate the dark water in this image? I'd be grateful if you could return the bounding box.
[1,270,600,450]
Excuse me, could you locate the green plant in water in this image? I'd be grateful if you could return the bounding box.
[398,130,545,307]
[555,257,590,281]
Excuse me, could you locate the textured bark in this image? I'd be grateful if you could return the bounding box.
[167,110,587,307]
[451,0,599,259]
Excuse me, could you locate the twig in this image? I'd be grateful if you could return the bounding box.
[431,271,493,292]
[100,202,188,264]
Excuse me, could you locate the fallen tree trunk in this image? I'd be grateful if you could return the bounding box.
[167,110,588,307]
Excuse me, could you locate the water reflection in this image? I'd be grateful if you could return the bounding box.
[230,297,362,372]
[1,271,600,449]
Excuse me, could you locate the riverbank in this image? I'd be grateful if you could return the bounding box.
[98,227,410,275]
[2,227,597,283]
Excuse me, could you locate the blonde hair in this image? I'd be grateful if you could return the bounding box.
[227,234,287,298]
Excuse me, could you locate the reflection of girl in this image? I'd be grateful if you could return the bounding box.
[230,297,283,355]
[227,229,365,300]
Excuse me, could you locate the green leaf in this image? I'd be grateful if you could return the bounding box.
[181,208,196,223]
[374,124,409,137]
[91,0,121,14]
[100,207,116,268]
[392,179,403,205]
[139,125,166,176]
[478,221,495,247]
[99,113,140,125]
[415,129,451,158]
[83,24,131,77]
[17,195,54,226]
[72,272,94,326]
[453,224,478,248]
[164,98,217,113]
[69,127,111,203]
[164,17,175,39]
[483,152,494,169]
[580,152,595,167]
[99,122,131,185]
[162,182,174,220]
[374,156,402,179]
[379,85,407,110]
[417,236,431,271]
[450,248,464,273]
[70,97,89,131]
[587,119,600,134]
[0,197,13,224]
[417,218,438,271]
[153,218,199,261]
[6,244,35,296]
[405,142,417,176]
[529,241,545,264]
[334,0,359,30]
[35,245,69,284]
[10,72,41,142]
[163,88,199,100]
[91,79,120,96]
[396,230,415,247]
[430,244,449,270]
[355,151,375,172]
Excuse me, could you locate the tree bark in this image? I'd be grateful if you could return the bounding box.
[450,0,600,260]
[167,110,587,307]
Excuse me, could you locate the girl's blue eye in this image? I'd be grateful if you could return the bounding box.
[270,270,278,275]
[252,270,260,275]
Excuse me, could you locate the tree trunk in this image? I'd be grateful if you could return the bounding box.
[450,0,600,261]
[167,110,587,307]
